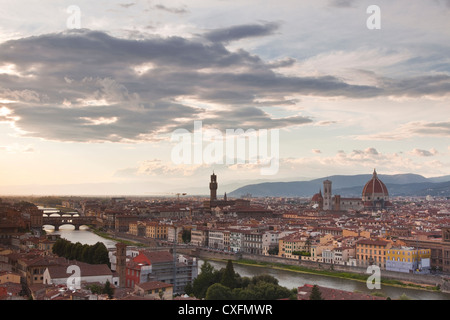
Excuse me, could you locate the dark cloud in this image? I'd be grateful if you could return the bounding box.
[383,74,450,97]
[1,28,444,143]
[204,22,280,43]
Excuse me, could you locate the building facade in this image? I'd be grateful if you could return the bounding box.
[125,250,197,294]
[386,246,431,273]
[356,239,392,269]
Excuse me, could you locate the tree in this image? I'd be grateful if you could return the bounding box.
[192,262,294,300]
[233,281,293,300]
[310,285,323,300]
[221,260,237,289]
[182,229,191,243]
[205,283,233,300]
[184,282,193,296]
[192,261,219,299]
[103,280,114,299]
[52,239,110,267]
[250,274,278,286]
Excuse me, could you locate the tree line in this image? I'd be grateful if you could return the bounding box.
[52,239,110,268]
[184,260,297,300]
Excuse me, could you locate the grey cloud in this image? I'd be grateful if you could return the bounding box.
[204,22,280,43]
[0,28,440,144]
[119,3,136,9]
[204,106,313,131]
[328,0,357,8]
[411,148,438,157]
[154,4,189,14]
[267,58,297,69]
[412,122,450,136]
[383,74,450,97]
[9,101,201,143]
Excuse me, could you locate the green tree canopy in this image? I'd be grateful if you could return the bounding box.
[52,239,110,268]
[206,283,233,300]
[220,260,237,289]
[191,262,294,300]
[192,261,221,299]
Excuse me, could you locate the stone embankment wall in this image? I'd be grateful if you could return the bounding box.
[189,248,446,290]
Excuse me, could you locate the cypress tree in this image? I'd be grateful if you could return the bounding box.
[221,260,237,289]
[310,285,323,300]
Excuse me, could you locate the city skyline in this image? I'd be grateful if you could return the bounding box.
[1,1,450,195]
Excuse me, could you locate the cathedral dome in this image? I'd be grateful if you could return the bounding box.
[311,190,323,202]
[362,169,390,209]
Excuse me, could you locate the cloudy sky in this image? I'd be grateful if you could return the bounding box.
[0,0,450,195]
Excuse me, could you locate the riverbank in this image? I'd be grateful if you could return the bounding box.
[205,257,441,293]
[87,229,442,293]
[246,260,440,292]
[89,227,146,247]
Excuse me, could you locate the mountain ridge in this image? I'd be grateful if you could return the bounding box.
[228,173,450,198]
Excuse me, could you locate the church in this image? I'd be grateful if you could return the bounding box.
[311,169,392,212]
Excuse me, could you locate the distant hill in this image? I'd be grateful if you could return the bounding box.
[228,173,450,198]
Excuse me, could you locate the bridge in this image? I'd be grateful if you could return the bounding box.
[42,215,96,231]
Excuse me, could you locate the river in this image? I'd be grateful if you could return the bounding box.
[44,226,450,300]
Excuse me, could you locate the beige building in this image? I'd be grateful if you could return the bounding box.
[278,232,310,259]
[134,281,173,300]
[191,227,208,247]
[145,222,168,240]
[0,271,21,284]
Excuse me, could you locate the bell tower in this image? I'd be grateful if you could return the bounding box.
[323,179,332,210]
[209,172,218,201]
[115,243,127,288]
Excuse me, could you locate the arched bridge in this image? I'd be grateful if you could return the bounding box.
[42,215,96,231]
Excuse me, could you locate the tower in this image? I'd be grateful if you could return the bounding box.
[210,172,218,202]
[323,179,332,210]
[115,242,127,288]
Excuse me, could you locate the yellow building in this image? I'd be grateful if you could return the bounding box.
[145,222,168,240]
[278,233,309,259]
[356,238,392,269]
[0,271,21,284]
[386,246,431,273]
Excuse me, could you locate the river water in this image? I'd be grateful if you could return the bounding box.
[45,226,450,300]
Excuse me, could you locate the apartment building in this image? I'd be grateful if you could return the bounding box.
[386,246,431,273]
[191,227,208,247]
[356,238,392,269]
[125,250,197,294]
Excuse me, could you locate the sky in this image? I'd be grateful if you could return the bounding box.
[0,0,450,196]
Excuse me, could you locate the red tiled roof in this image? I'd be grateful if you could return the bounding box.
[140,250,173,264]
[362,169,389,197]
[135,281,173,291]
[47,262,112,279]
